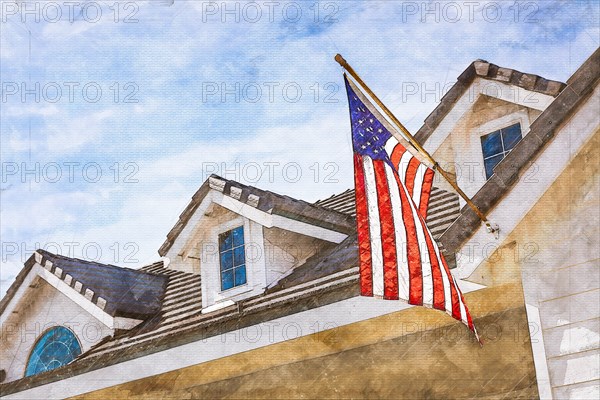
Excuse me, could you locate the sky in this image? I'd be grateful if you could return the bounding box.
[0,0,598,296]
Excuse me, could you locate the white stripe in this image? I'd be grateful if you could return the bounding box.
[398,151,413,186]
[398,172,433,306]
[412,163,427,210]
[384,137,397,159]
[424,220,470,327]
[455,276,469,324]
[384,163,410,301]
[363,156,384,297]
[428,227,453,314]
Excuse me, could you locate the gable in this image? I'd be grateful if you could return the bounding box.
[0,278,114,384]
[161,175,354,271]
[415,59,566,149]
[444,48,599,275]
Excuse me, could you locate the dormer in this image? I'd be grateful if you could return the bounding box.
[0,251,167,383]
[414,60,566,206]
[158,175,355,310]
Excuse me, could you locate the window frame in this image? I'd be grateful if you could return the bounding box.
[24,326,82,378]
[218,225,248,292]
[480,122,523,179]
[200,215,267,310]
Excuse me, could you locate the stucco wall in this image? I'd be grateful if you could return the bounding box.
[73,282,537,399]
[467,127,599,398]
[431,95,539,205]
[510,129,599,398]
[0,278,113,383]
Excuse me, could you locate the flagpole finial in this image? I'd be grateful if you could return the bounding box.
[335,54,348,69]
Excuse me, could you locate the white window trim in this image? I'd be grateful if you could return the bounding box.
[480,122,524,179]
[201,217,267,310]
[454,110,532,206]
[215,219,251,297]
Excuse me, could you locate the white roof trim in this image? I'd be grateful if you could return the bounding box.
[424,77,555,155]
[2,280,484,399]
[166,187,348,261]
[0,259,143,331]
[454,82,600,280]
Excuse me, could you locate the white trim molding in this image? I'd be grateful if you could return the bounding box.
[3,279,484,399]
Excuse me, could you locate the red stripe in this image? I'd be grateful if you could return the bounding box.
[419,218,445,310]
[372,161,399,300]
[440,254,461,321]
[392,171,422,305]
[354,154,373,297]
[455,279,475,331]
[405,157,421,197]
[390,143,407,169]
[419,168,435,219]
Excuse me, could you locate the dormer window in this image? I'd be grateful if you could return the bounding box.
[481,123,522,179]
[219,226,247,291]
[26,326,82,377]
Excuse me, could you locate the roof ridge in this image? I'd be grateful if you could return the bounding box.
[159,175,355,256]
[415,59,567,144]
[36,249,163,277]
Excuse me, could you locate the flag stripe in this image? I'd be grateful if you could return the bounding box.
[405,156,421,198]
[441,254,462,320]
[418,215,446,310]
[384,163,410,300]
[392,170,423,305]
[353,153,373,297]
[419,168,435,218]
[363,156,385,298]
[429,231,453,314]
[373,160,399,300]
[412,163,427,211]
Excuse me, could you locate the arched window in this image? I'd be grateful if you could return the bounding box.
[25,326,82,377]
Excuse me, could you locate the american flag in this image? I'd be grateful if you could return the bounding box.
[344,75,479,340]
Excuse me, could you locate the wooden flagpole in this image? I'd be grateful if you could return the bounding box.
[335,54,496,233]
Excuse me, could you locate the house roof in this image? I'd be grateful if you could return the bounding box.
[2,52,596,396]
[158,174,356,256]
[439,47,600,252]
[315,186,461,248]
[0,250,168,321]
[0,249,359,395]
[414,59,567,144]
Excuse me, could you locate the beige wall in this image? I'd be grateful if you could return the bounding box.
[0,278,113,383]
[431,95,540,204]
[73,282,538,399]
[515,129,598,398]
[469,128,600,398]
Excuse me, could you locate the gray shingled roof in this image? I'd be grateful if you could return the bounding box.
[0,250,168,320]
[158,175,356,256]
[414,60,567,144]
[2,52,594,396]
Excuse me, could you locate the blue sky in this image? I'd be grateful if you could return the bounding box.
[1,0,598,295]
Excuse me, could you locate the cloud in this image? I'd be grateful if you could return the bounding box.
[45,108,116,152]
[1,0,597,297]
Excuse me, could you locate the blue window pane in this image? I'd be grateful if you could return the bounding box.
[219,226,245,290]
[481,130,503,158]
[221,269,234,290]
[232,226,244,247]
[502,123,522,151]
[25,326,81,377]
[220,250,233,271]
[484,154,503,179]
[219,231,233,252]
[234,265,247,286]
[233,246,245,266]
